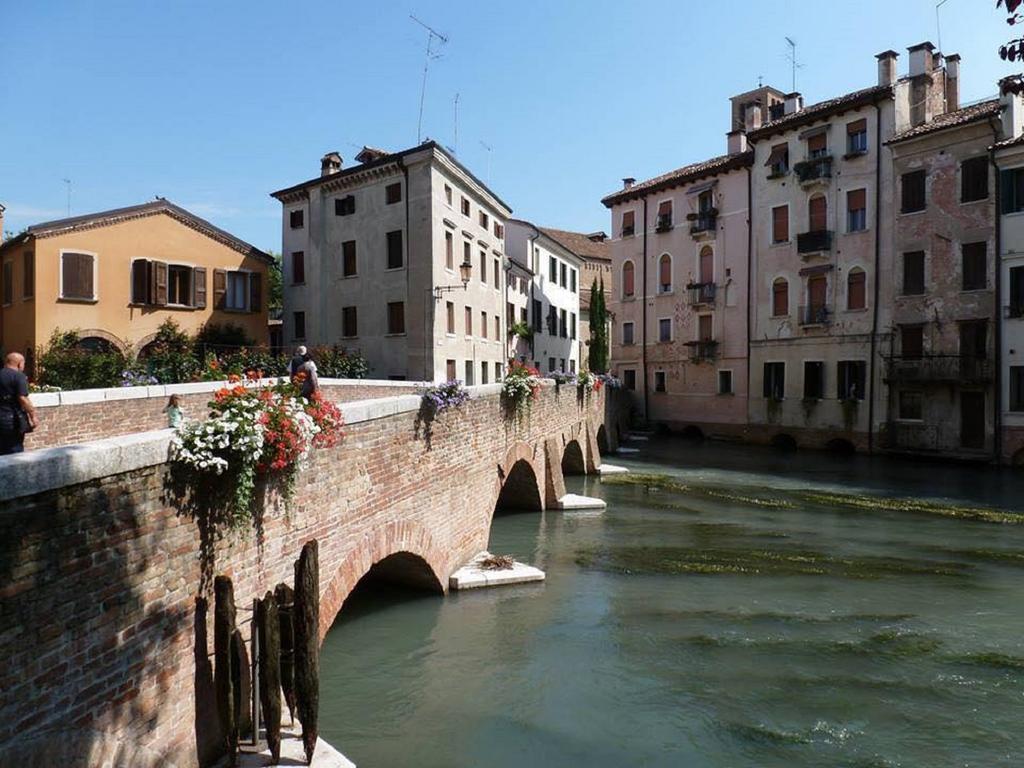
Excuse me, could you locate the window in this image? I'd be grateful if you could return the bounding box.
[461,196,471,216]
[622,261,635,297]
[386,230,403,269]
[547,305,558,335]
[293,311,306,339]
[560,263,567,288]
[847,268,866,310]
[335,195,355,216]
[763,362,785,400]
[623,369,637,390]
[532,299,542,332]
[463,241,472,274]
[847,119,868,154]
[445,232,454,270]
[772,205,789,243]
[1010,367,1024,411]
[494,258,500,289]
[654,371,666,392]
[568,360,574,375]
[549,256,557,282]
[559,309,567,338]
[623,321,635,345]
[446,301,455,334]
[444,185,453,205]
[22,252,33,298]
[803,361,824,399]
[60,251,95,300]
[699,246,714,284]
[496,362,504,381]
[807,132,827,159]
[698,314,713,341]
[1010,266,1024,317]
[899,390,923,420]
[658,254,672,293]
[767,143,789,176]
[902,251,925,295]
[808,195,827,233]
[657,200,673,229]
[386,183,402,204]
[570,312,577,340]
[718,370,733,394]
[494,222,504,239]
[465,306,473,335]
[622,210,635,237]
[289,209,304,229]
[960,320,988,359]
[1,261,12,305]
[168,265,192,305]
[341,306,357,338]
[772,278,789,316]
[342,241,357,276]
[901,325,924,358]
[292,251,305,284]
[961,156,989,203]
[548,357,557,372]
[570,269,577,293]
[479,211,489,229]
[225,271,253,311]
[837,361,866,400]
[962,242,987,291]
[476,250,486,284]
[658,317,672,342]
[464,360,474,385]
[387,302,405,334]
[1000,168,1024,213]
[494,315,500,340]
[481,361,489,384]
[847,189,867,232]
[901,170,926,213]
[481,311,488,339]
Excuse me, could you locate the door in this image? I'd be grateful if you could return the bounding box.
[960,391,985,449]
[699,246,714,285]
[807,275,827,323]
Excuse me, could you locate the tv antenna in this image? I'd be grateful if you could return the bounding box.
[935,0,950,54]
[784,37,804,92]
[62,178,71,216]
[453,93,460,155]
[411,15,448,145]
[479,140,492,184]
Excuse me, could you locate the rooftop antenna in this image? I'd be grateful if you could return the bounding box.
[411,15,448,145]
[62,178,71,216]
[784,37,804,92]
[479,140,492,184]
[935,0,950,55]
[453,93,460,155]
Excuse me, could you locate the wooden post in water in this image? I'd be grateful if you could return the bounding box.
[294,540,320,764]
[257,591,283,763]
[214,576,240,766]
[275,582,297,724]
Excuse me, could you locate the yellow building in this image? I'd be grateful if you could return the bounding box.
[0,199,272,371]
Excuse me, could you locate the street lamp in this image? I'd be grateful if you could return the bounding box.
[433,258,473,299]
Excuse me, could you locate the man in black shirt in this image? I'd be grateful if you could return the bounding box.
[289,345,308,378]
[0,352,37,455]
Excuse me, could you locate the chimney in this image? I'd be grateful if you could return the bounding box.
[876,50,899,87]
[744,103,763,133]
[945,54,961,112]
[1000,76,1024,142]
[622,177,636,190]
[908,41,935,78]
[783,92,803,115]
[320,151,342,177]
[586,231,608,242]
[727,129,748,155]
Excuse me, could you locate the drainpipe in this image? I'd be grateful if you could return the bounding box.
[867,100,884,454]
[989,116,1003,464]
[642,196,650,422]
[745,161,754,419]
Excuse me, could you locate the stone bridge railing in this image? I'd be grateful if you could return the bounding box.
[0,380,628,768]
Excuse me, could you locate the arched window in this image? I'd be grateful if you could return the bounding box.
[772,277,789,316]
[658,254,672,293]
[698,246,714,284]
[622,260,635,297]
[847,268,866,310]
[809,194,827,233]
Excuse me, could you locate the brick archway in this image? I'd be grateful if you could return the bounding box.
[494,440,545,512]
[561,439,585,475]
[318,521,448,642]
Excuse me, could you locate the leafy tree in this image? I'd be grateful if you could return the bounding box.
[588,277,609,373]
[267,251,283,315]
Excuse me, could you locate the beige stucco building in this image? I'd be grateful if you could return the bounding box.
[0,199,272,372]
[272,142,511,383]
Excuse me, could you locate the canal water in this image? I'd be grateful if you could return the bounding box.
[320,439,1024,767]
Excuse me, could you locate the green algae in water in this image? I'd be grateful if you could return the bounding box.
[918,546,1024,566]
[682,630,943,660]
[619,608,916,626]
[602,473,795,509]
[791,489,1024,525]
[949,652,1024,671]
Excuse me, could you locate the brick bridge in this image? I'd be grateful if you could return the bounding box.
[0,380,626,767]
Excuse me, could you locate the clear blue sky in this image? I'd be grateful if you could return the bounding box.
[1,0,1016,252]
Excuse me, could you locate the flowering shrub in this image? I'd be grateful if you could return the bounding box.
[121,369,159,387]
[421,380,471,415]
[170,378,344,525]
[501,360,541,418]
[549,371,577,388]
[576,369,596,393]
[596,374,621,390]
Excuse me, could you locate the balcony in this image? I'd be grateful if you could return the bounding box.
[794,156,833,184]
[655,215,673,233]
[884,355,994,384]
[689,210,717,236]
[797,229,833,254]
[799,304,832,326]
[685,340,718,362]
[687,282,717,306]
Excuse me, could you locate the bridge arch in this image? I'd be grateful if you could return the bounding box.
[561,439,586,475]
[596,424,609,455]
[319,521,447,641]
[494,441,544,512]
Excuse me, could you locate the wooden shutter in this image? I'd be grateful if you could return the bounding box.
[193,266,207,308]
[847,189,866,212]
[809,196,827,232]
[213,268,227,309]
[847,270,866,310]
[773,279,789,315]
[622,210,634,232]
[62,252,92,299]
[658,200,672,216]
[698,314,713,341]
[152,260,168,306]
[847,119,867,135]
[807,133,827,154]
[699,247,714,284]
[772,206,789,242]
[659,255,671,288]
[623,262,635,296]
[250,271,262,313]
[131,259,150,304]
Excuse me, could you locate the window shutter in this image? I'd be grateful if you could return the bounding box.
[807,133,827,153]
[847,189,866,211]
[193,266,207,308]
[250,271,262,313]
[773,206,789,242]
[213,268,227,309]
[809,197,827,232]
[151,261,168,305]
[659,256,671,287]
[131,259,150,304]
[658,201,672,216]
[846,119,867,135]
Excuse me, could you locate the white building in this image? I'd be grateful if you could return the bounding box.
[505,220,584,374]
[506,257,532,363]
[272,142,512,383]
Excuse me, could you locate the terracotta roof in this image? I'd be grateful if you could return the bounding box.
[995,133,1024,150]
[1,199,272,262]
[747,84,894,141]
[601,151,754,207]
[537,227,611,262]
[887,99,1003,144]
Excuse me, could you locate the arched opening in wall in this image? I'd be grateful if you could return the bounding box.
[330,551,444,631]
[596,425,609,455]
[562,440,585,475]
[1012,448,1024,467]
[770,433,798,451]
[681,425,705,441]
[76,335,119,354]
[495,459,543,513]
[826,438,856,455]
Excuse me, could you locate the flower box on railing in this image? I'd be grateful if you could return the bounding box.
[794,156,833,183]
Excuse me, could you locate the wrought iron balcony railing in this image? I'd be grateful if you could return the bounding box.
[884,354,994,384]
[799,304,832,326]
[794,156,833,182]
[797,229,833,254]
[655,215,673,233]
[687,282,717,305]
[685,340,718,362]
[689,211,717,235]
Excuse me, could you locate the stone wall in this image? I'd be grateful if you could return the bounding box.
[0,383,620,767]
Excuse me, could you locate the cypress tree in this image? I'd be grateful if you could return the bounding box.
[257,591,283,763]
[589,277,609,373]
[275,582,297,724]
[294,540,320,764]
[214,576,240,766]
